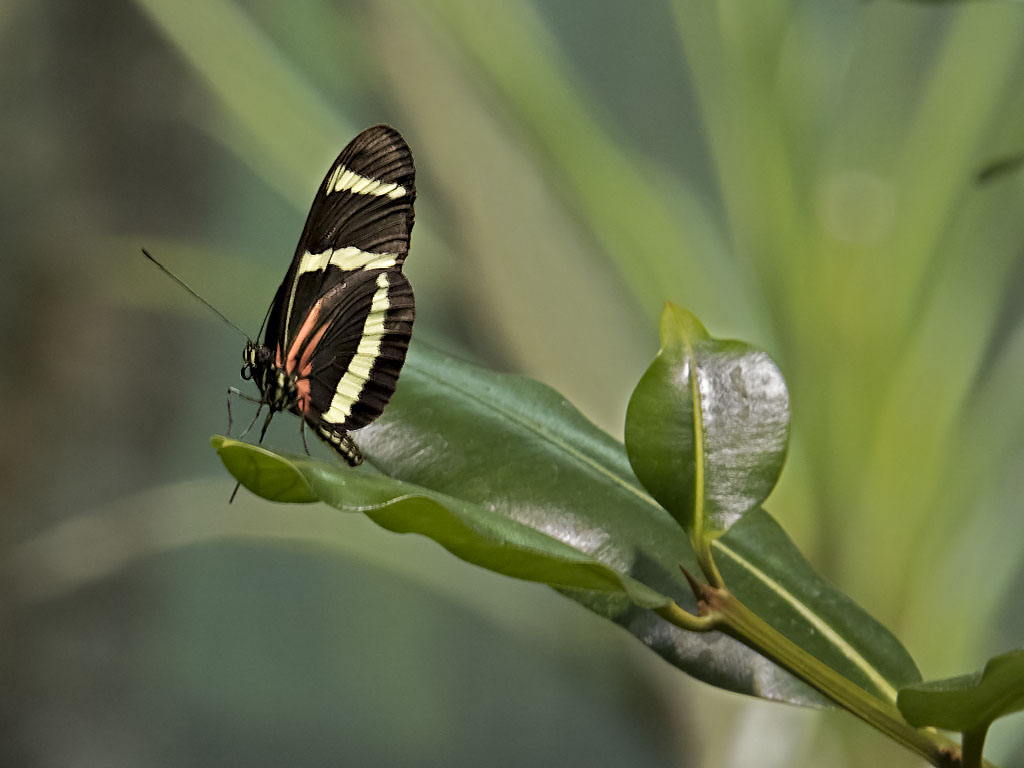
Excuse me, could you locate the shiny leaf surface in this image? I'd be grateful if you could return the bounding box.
[716,511,921,703]
[625,304,790,537]
[213,437,670,608]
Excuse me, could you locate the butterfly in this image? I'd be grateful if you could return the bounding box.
[234,124,416,467]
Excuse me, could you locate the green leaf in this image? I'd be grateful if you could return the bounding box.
[214,437,318,503]
[897,649,1024,731]
[624,304,790,537]
[212,340,921,708]
[212,437,670,610]
[716,510,921,703]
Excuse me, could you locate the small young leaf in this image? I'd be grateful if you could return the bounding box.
[897,648,1024,731]
[624,304,790,537]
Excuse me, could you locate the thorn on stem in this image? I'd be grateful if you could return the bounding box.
[679,565,711,615]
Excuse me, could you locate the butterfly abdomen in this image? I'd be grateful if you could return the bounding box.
[316,424,364,466]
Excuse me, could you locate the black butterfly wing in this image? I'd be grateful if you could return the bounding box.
[286,268,414,443]
[264,125,415,357]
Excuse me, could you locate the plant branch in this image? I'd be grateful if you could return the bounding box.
[659,580,979,767]
[654,597,717,633]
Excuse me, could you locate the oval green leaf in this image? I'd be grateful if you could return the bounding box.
[624,304,790,538]
[897,649,1024,731]
[216,340,916,709]
[213,437,670,609]
[213,436,318,503]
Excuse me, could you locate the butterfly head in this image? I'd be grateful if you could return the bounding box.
[242,340,297,412]
[240,339,264,382]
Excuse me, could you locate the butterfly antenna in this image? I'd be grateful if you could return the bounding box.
[142,249,250,340]
[254,283,280,341]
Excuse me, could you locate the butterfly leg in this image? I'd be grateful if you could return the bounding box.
[227,409,276,505]
[227,386,263,438]
[230,409,278,504]
[255,410,275,445]
[300,418,312,456]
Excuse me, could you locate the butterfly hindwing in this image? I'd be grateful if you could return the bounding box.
[264,125,416,357]
[290,268,414,434]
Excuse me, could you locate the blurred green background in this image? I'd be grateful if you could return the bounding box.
[3,1,1024,766]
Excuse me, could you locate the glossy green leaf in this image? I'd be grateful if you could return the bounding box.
[212,437,670,609]
[625,304,790,537]
[897,649,1024,731]
[215,437,318,503]
[716,511,921,703]
[214,340,921,708]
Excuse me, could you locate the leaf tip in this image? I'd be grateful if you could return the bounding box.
[659,303,708,351]
[212,437,318,504]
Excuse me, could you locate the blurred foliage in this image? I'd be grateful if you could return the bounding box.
[2,0,1024,766]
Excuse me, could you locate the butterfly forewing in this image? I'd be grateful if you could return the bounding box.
[301,125,415,258]
[265,124,415,356]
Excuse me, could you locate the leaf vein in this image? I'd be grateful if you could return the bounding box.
[712,539,898,702]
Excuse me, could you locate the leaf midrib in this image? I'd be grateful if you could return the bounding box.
[712,538,899,702]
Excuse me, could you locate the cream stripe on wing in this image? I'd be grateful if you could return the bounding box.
[297,247,398,276]
[326,164,407,199]
[322,272,392,424]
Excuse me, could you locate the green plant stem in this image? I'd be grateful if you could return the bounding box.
[662,585,972,768]
[654,600,718,633]
[961,726,989,768]
[694,534,724,589]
